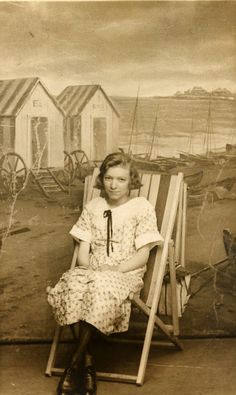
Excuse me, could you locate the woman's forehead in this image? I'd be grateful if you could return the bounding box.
[105,165,130,177]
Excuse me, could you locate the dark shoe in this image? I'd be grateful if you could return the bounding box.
[57,366,81,395]
[84,361,97,395]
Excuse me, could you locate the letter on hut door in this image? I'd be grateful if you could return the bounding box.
[93,117,107,160]
[31,117,48,169]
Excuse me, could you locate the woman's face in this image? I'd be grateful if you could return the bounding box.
[103,165,130,206]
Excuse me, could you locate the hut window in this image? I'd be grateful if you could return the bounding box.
[31,117,48,168]
[0,118,15,150]
[70,116,81,150]
[93,103,104,110]
[93,117,107,160]
[33,100,42,107]
[10,118,15,149]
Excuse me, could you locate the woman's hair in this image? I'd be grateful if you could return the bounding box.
[95,152,142,190]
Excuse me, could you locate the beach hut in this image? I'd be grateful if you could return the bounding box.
[0,77,64,168]
[57,85,120,160]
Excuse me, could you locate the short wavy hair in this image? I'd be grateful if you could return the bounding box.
[95,152,142,190]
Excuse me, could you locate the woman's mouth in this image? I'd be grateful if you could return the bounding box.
[108,191,120,195]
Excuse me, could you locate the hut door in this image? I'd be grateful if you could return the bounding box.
[93,117,107,160]
[31,117,48,168]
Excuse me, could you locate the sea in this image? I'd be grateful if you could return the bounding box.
[113,96,236,158]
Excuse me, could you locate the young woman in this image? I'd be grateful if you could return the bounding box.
[47,152,163,395]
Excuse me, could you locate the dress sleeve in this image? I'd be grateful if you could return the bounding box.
[135,199,163,251]
[69,206,92,243]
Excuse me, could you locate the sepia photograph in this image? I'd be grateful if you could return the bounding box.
[0,1,236,394]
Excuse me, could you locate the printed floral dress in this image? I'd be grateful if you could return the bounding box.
[47,197,163,335]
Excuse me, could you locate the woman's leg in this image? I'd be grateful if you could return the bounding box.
[72,321,97,395]
[83,351,97,395]
[57,321,96,394]
[71,321,94,367]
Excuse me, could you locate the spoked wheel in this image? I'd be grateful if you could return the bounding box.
[62,150,75,185]
[70,150,94,179]
[0,152,28,196]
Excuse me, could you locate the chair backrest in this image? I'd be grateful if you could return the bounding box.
[83,168,184,307]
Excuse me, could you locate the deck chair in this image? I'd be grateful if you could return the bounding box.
[45,168,187,385]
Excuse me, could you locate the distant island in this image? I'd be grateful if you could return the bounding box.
[174,86,235,100]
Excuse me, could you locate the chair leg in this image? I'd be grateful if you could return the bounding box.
[181,183,187,268]
[136,308,156,386]
[175,184,183,264]
[168,241,180,336]
[45,325,62,376]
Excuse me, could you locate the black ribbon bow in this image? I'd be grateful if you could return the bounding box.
[103,209,114,256]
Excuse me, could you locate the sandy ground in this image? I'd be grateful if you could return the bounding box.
[0,163,236,342]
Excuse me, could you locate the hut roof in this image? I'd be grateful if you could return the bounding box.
[0,77,64,116]
[57,85,120,117]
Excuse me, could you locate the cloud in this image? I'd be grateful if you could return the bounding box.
[0,1,235,97]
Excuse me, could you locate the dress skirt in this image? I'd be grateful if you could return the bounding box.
[47,266,144,335]
[47,196,163,335]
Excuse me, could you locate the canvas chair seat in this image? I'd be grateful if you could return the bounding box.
[45,168,188,385]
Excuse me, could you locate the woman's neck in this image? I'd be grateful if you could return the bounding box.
[106,195,130,208]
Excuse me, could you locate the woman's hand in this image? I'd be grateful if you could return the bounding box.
[98,264,118,272]
[118,245,150,273]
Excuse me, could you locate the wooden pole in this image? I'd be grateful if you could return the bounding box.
[181,182,187,267]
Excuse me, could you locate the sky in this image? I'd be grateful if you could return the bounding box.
[0,1,235,97]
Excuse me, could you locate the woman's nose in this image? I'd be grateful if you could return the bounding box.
[111,179,117,189]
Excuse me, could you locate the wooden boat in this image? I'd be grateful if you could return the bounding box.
[180,101,220,166]
[226,143,236,153]
[209,177,236,191]
[132,156,166,172]
[127,91,177,173]
[184,170,204,187]
[188,193,206,207]
[132,152,177,172]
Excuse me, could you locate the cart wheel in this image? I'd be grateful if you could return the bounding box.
[63,150,75,185]
[0,152,28,196]
[70,150,94,179]
[71,149,90,165]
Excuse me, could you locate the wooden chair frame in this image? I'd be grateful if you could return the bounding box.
[45,170,187,386]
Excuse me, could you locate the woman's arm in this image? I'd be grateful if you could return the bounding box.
[117,245,150,273]
[99,245,150,273]
[77,240,90,268]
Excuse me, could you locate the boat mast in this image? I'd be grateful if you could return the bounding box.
[203,98,215,156]
[128,86,140,155]
[187,112,194,154]
[147,105,159,159]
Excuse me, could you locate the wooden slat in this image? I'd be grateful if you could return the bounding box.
[91,187,101,200]
[45,326,62,376]
[139,174,152,199]
[168,241,180,336]
[50,367,138,384]
[159,175,178,237]
[181,182,187,267]
[85,168,99,204]
[142,175,177,305]
[155,174,171,230]
[83,175,91,207]
[148,174,161,207]
[175,183,183,265]
[133,295,182,349]
[146,174,183,306]
[97,372,137,384]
